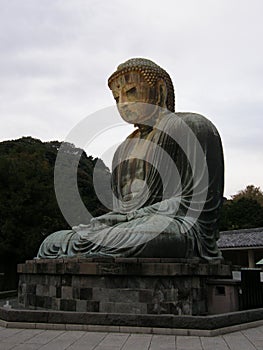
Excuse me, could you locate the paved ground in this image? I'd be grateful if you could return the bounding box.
[0,325,263,350]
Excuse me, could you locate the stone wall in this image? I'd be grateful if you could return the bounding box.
[18,258,233,316]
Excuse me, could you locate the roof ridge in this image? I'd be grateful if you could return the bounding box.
[220,227,263,235]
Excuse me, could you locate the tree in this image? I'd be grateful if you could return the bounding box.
[0,137,111,289]
[219,197,263,231]
[231,185,263,206]
[219,185,263,231]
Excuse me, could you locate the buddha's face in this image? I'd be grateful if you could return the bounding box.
[109,72,165,124]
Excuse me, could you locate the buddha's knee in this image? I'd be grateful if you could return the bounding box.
[135,231,192,258]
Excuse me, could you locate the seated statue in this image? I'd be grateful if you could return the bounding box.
[37,58,224,260]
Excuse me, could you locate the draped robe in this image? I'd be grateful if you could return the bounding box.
[37,112,224,260]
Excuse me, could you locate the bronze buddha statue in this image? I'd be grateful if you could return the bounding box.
[37,58,224,260]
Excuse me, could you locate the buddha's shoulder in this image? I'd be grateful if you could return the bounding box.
[174,112,220,136]
[175,112,213,126]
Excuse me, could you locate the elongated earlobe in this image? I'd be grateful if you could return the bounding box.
[157,80,167,108]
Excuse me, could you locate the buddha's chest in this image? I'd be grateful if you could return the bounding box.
[120,159,146,201]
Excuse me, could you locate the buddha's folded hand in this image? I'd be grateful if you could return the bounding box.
[90,212,128,227]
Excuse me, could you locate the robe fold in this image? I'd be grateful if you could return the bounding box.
[37,112,224,260]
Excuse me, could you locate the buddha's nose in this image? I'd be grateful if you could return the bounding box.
[118,92,128,104]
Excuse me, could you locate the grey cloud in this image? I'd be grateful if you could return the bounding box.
[0,0,263,197]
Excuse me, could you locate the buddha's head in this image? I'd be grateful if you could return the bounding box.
[108,58,175,124]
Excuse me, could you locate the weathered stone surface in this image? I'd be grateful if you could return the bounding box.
[86,301,99,312]
[79,287,93,300]
[139,289,154,303]
[61,275,72,286]
[79,263,98,274]
[18,259,232,277]
[76,300,87,312]
[36,284,49,296]
[49,285,56,297]
[17,259,235,315]
[51,298,60,310]
[100,301,147,314]
[35,295,52,309]
[60,299,76,311]
[61,286,73,299]
[1,306,262,330]
[56,287,61,298]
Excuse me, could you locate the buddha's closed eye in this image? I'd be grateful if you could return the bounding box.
[126,87,136,95]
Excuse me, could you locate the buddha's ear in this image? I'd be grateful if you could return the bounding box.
[156,79,167,108]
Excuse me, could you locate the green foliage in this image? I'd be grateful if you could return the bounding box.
[0,137,111,264]
[231,185,263,206]
[219,187,263,231]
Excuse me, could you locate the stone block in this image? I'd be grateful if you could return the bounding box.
[100,301,147,314]
[19,282,27,295]
[24,263,35,273]
[141,263,182,276]
[191,288,199,300]
[178,287,191,300]
[125,263,143,275]
[61,286,73,299]
[86,300,99,312]
[72,287,80,299]
[79,287,93,300]
[72,275,104,288]
[36,284,49,296]
[192,299,206,315]
[56,262,65,274]
[78,257,95,262]
[182,278,192,290]
[51,298,60,310]
[49,275,61,287]
[49,285,56,297]
[35,295,52,309]
[61,275,72,286]
[18,294,25,306]
[76,300,87,312]
[105,276,128,288]
[92,287,110,301]
[147,302,180,315]
[216,264,232,277]
[79,263,98,274]
[138,258,161,263]
[39,262,49,274]
[43,296,53,309]
[109,289,140,303]
[139,289,154,303]
[60,299,76,311]
[181,301,192,315]
[17,264,23,273]
[179,263,192,275]
[65,261,80,274]
[191,276,201,288]
[45,263,56,274]
[26,284,36,294]
[92,257,115,263]
[56,286,61,298]
[197,264,209,275]
[165,287,179,301]
[115,257,138,263]
[98,263,123,275]
[26,293,36,307]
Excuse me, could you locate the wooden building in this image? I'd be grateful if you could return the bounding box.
[218,227,263,268]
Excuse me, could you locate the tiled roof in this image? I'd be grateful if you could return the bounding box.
[218,227,263,249]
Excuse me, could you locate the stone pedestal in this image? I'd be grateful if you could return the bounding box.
[18,258,233,316]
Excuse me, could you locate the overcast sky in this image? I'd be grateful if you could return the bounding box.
[0,0,262,198]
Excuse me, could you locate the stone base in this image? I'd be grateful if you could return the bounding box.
[18,258,234,316]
